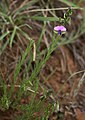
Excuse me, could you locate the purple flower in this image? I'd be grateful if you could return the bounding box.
[54,25,66,35]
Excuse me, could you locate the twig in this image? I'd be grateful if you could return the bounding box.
[28,7,84,13]
[33,42,36,62]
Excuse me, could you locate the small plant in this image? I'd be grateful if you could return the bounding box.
[0,0,85,119]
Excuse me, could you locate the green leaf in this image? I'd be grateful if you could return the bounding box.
[0,31,10,41]
[9,40,34,99]
[9,26,17,47]
[30,16,59,21]
[14,40,33,81]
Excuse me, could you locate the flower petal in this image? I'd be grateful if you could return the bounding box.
[54,26,66,32]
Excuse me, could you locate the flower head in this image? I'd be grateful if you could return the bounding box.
[54,25,66,35]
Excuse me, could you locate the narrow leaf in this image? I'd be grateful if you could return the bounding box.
[10,26,17,47]
[0,31,10,41]
[30,16,59,21]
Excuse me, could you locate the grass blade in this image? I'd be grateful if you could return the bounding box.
[30,16,59,21]
[10,26,17,47]
[9,40,34,99]
[0,31,10,41]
